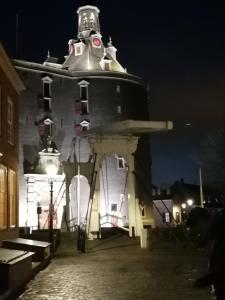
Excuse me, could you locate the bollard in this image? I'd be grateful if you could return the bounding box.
[140,228,152,249]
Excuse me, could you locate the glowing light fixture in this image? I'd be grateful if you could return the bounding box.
[46,163,57,178]
[187,199,194,206]
[181,203,186,209]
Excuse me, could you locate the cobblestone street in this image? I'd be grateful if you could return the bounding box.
[18,234,211,300]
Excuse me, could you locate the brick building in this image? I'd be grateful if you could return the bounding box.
[0,43,25,243]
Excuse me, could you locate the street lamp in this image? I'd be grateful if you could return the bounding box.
[46,162,58,253]
[187,199,194,207]
[181,203,187,209]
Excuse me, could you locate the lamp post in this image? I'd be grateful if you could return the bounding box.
[46,163,58,253]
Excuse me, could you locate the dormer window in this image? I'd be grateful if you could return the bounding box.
[104,61,111,71]
[100,56,112,71]
[75,43,84,56]
[42,76,53,99]
[75,45,82,56]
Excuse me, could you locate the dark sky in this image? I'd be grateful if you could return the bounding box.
[1,0,225,186]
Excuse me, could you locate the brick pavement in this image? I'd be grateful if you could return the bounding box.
[18,233,212,300]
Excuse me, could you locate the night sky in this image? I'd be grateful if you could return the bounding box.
[1,0,225,186]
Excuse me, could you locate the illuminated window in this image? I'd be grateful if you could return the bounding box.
[0,165,7,229]
[163,212,170,223]
[111,203,117,212]
[0,85,1,135]
[7,97,14,145]
[116,156,125,169]
[8,169,16,228]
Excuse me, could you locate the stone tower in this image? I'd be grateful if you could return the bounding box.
[14,5,172,238]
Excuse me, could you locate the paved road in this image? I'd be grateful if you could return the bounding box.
[18,234,211,300]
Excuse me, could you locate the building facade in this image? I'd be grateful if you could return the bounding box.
[152,179,225,228]
[14,5,172,237]
[0,43,25,243]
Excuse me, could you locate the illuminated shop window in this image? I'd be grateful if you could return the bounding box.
[0,164,7,229]
[8,169,16,228]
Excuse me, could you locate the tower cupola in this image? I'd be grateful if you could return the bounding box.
[77,5,100,38]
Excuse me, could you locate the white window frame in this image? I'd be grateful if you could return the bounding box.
[116,156,125,169]
[42,76,53,99]
[78,80,90,101]
[104,60,111,71]
[7,97,14,145]
[75,44,82,56]
[81,100,89,115]
[80,119,90,132]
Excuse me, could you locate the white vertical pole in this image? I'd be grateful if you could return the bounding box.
[77,137,81,226]
[199,167,204,208]
[77,164,80,226]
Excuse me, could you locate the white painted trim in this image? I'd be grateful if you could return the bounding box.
[77,5,100,14]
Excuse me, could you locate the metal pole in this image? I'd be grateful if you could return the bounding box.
[199,168,204,208]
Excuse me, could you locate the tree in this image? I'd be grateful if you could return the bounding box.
[196,129,225,188]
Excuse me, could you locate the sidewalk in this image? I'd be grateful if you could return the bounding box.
[18,233,211,300]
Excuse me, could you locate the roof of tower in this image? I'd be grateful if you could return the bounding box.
[77,5,100,14]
